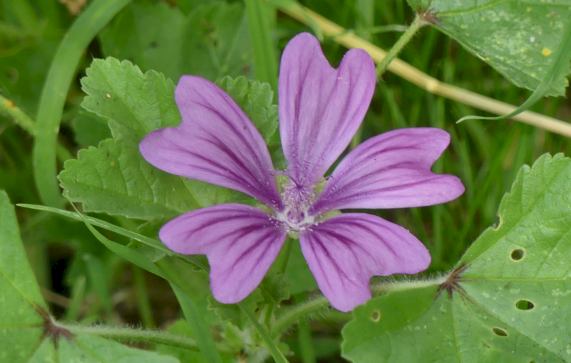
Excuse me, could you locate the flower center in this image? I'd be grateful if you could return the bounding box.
[275,179,316,232]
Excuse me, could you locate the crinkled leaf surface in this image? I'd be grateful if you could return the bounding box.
[99,1,251,80]
[409,0,571,96]
[59,58,277,219]
[0,191,178,362]
[342,154,571,362]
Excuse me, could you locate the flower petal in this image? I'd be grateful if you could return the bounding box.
[140,76,282,209]
[300,213,430,312]
[311,128,464,213]
[279,33,376,187]
[159,204,286,303]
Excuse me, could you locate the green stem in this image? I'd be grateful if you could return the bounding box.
[297,319,316,363]
[133,267,155,328]
[376,15,425,77]
[0,95,72,162]
[0,94,36,134]
[271,276,445,337]
[241,305,289,363]
[61,323,200,351]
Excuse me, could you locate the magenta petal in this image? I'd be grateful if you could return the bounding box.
[300,213,430,312]
[159,204,286,303]
[311,128,465,213]
[278,33,376,187]
[140,76,282,209]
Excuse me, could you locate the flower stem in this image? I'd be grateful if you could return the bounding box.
[271,276,446,337]
[61,323,201,351]
[376,15,425,77]
[241,304,290,363]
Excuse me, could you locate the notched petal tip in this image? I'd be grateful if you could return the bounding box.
[158,204,287,304]
[312,127,464,212]
[139,74,282,207]
[279,32,377,186]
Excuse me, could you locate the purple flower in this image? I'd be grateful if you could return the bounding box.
[139,33,464,312]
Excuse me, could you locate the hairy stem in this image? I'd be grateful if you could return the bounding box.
[273,0,571,138]
[272,276,446,337]
[376,15,425,77]
[62,323,201,351]
[0,94,36,135]
[241,305,289,363]
[0,95,72,163]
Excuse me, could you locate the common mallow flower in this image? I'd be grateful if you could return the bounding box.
[139,33,464,312]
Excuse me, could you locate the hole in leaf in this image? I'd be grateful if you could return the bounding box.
[510,248,525,261]
[492,327,508,337]
[370,310,381,322]
[515,299,535,311]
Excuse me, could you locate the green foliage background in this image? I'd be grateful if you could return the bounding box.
[1,0,571,362]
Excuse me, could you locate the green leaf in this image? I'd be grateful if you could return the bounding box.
[0,191,178,362]
[409,0,571,96]
[30,335,179,362]
[80,57,180,139]
[342,154,571,362]
[0,190,46,362]
[60,138,200,219]
[99,1,252,80]
[244,0,278,90]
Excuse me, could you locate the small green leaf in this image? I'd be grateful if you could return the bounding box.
[80,58,180,139]
[342,154,571,362]
[410,0,571,96]
[60,138,200,219]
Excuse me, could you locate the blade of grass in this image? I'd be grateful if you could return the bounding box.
[18,203,171,253]
[133,267,156,328]
[64,275,86,322]
[355,0,374,39]
[33,0,131,207]
[245,0,278,91]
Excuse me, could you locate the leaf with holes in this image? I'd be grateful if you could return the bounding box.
[0,191,178,362]
[342,153,571,362]
[409,0,571,96]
